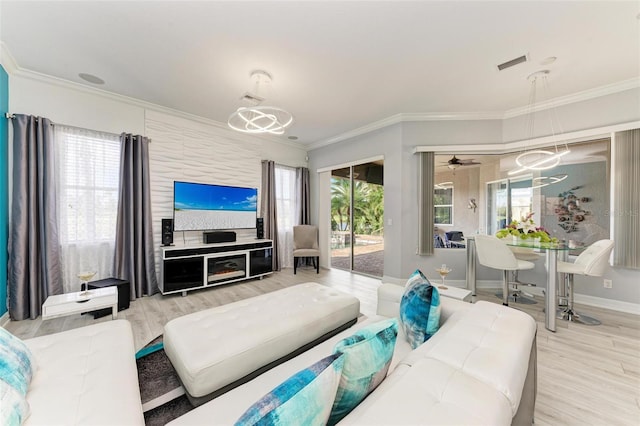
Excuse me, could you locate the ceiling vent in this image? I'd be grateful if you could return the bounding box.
[497,55,528,71]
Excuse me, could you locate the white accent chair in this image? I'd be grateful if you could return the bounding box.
[293,225,320,274]
[474,235,536,306]
[556,239,614,325]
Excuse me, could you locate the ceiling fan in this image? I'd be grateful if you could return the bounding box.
[440,155,482,170]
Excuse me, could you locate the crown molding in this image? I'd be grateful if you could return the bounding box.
[309,78,640,150]
[307,111,504,151]
[413,120,640,155]
[4,42,636,152]
[2,49,304,151]
[400,111,504,121]
[503,77,640,119]
[307,114,404,151]
[0,42,19,74]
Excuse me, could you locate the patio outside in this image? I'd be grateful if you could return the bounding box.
[330,175,384,277]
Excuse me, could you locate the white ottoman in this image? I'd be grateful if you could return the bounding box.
[164,282,360,405]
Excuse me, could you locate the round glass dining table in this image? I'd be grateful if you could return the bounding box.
[465,236,586,332]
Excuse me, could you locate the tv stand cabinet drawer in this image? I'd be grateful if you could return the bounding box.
[159,239,273,295]
[163,240,272,258]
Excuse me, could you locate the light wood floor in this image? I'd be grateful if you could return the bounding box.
[5,267,640,425]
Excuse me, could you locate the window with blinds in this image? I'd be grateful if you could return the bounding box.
[55,126,121,291]
[57,128,121,242]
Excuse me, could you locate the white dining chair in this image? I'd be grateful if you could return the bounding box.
[474,235,536,306]
[556,239,614,325]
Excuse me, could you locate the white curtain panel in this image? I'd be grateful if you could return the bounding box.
[275,165,298,268]
[54,125,121,292]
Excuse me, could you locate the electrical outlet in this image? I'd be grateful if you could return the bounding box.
[603,279,613,289]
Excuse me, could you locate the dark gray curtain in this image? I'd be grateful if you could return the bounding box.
[296,167,312,266]
[418,152,435,255]
[8,115,63,320]
[612,129,639,269]
[261,160,280,271]
[296,167,310,225]
[113,133,158,298]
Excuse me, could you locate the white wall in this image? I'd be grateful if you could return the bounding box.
[8,72,308,280]
[309,124,403,278]
[308,89,640,312]
[502,88,640,143]
[9,75,145,135]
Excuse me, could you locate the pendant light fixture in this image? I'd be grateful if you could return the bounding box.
[530,173,568,189]
[508,70,570,176]
[228,70,293,135]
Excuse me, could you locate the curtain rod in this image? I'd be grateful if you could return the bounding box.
[4,112,151,142]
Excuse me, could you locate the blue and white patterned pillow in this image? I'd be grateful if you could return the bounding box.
[235,353,345,426]
[399,269,441,349]
[328,318,398,426]
[0,380,30,426]
[0,327,35,395]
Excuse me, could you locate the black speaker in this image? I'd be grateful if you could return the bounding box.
[203,231,236,244]
[256,217,264,239]
[162,218,174,246]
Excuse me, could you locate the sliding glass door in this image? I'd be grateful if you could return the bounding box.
[330,161,384,277]
[486,176,532,235]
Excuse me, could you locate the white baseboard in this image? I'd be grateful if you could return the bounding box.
[384,276,640,315]
[573,294,640,316]
[474,280,640,315]
[0,312,9,327]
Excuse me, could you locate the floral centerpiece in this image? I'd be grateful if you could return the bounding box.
[495,213,557,243]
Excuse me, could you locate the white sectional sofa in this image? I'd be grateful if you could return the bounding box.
[170,283,537,425]
[22,320,144,425]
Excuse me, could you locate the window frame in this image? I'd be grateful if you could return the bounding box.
[434,185,454,226]
[57,129,121,244]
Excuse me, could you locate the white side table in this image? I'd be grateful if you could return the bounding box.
[435,285,473,303]
[42,287,118,320]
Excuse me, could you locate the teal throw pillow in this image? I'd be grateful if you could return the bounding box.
[0,327,35,395]
[235,353,344,426]
[328,318,398,426]
[0,380,30,426]
[399,269,441,349]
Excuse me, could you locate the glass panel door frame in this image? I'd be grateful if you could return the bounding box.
[486,175,533,235]
[330,161,384,277]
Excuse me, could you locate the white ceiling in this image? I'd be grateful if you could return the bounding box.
[1,1,639,146]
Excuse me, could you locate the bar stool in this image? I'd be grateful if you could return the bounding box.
[556,239,614,325]
[474,235,536,306]
[496,247,541,305]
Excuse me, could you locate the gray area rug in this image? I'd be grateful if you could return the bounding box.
[136,318,365,425]
[136,336,193,425]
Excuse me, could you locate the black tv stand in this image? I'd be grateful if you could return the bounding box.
[159,239,273,296]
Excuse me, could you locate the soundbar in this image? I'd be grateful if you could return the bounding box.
[203,231,237,244]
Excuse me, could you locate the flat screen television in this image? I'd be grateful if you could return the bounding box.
[173,181,258,231]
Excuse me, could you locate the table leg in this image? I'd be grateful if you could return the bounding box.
[466,238,477,296]
[545,250,557,332]
[111,304,118,320]
[557,250,568,307]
